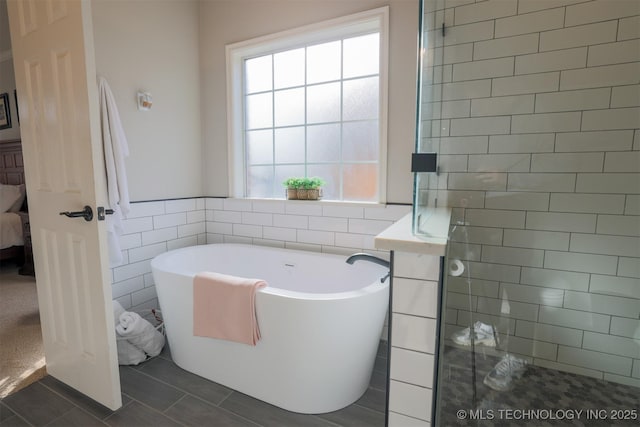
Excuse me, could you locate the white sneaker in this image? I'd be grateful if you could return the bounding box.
[451,321,498,347]
[483,354,527,391]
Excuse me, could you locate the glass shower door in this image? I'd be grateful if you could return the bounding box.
[416,0,640,425]
[412,0,444,236]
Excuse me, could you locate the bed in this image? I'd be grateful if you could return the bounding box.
[0,140,29,266]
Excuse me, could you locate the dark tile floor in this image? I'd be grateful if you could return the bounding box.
[437,346,640,427]
[0,343,388,427]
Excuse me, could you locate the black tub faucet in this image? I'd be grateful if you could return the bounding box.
[346,253,390,282]
[346,253,390,269]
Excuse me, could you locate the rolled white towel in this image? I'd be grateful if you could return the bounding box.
[116,311,165,357]
[112,301,147,365]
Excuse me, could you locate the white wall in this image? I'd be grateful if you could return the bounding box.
[420,0,640,388]
[7,0,418,202]
[92,0,202,201]
[199,0,419,204]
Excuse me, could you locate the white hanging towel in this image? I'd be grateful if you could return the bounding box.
[98,76,131,267]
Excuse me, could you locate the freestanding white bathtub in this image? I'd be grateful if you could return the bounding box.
[150,243,389,414]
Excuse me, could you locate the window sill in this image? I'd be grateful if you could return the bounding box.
[239,197,396,209]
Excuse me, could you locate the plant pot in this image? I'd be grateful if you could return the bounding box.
[306,188,320,200]
[296,189,309,199]
[286,188,298,200]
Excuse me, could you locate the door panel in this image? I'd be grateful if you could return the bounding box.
[7,0,122,410]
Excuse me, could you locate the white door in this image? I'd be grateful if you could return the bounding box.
[7,0,122,410]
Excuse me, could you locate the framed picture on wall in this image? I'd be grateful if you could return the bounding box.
[0,93,11,130]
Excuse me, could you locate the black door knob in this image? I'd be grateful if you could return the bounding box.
[59,205,93,222]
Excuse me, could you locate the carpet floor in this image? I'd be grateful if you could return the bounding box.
[0,262,45,398]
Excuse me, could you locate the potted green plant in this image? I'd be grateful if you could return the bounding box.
[297,177,325,200]
[283,177,302,200]
[282,176,325,200]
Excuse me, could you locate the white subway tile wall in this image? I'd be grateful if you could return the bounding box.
[206,199,409,259]
[389,251,441,425]
[111,198,208,311]
[424,0,640,387]
[112,198,409,320]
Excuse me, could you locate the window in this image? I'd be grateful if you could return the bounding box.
[227,7,388,202]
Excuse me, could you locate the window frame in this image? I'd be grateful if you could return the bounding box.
[226,6,389,203]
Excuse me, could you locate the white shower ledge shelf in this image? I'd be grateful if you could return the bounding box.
[374,209,450,256]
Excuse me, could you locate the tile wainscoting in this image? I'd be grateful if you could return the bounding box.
[111,198,207,311]
[111,197,411,341]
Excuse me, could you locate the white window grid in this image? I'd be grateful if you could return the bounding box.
[226,6,389,203]
[243,37,380,201]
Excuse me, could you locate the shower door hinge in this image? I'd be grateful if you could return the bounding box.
[411,152,438,173]
[442,23,446,37]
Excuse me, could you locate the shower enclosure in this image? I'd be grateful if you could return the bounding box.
[414,0,640,424]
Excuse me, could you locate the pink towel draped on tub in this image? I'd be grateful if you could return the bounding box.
[193,272,267,346]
